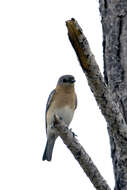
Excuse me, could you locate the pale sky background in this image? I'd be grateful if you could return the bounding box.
[0,0,115,189]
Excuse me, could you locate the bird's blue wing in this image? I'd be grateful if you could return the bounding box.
[45,89,56,133]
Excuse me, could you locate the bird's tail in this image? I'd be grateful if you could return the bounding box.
[42,136,56,161]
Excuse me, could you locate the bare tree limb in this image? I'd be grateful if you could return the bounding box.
[54,115,111,190]
[99,2,127,189]
[66,18,127,137]
[66,18,127,190]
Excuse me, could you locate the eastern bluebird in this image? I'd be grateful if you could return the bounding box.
[42,75,77,161]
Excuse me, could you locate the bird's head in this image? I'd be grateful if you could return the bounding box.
[57,75,76,86]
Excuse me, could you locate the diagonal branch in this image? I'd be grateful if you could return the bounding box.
[66,18,127,137]
[54,115,111,190]
[66,18,127,190]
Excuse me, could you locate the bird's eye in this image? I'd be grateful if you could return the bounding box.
[63,79,67,83]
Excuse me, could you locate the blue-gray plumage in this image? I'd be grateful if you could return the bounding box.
[43,75,77,161]
[45,90,56,133]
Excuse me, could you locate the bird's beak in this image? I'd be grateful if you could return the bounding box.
[71,79,76,83]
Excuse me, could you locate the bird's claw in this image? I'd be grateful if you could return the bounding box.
[69,128,77,137]
[50,124,54,129]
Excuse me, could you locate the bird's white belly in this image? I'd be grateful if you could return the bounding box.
[46,106,74,137]
[55,106,74,126]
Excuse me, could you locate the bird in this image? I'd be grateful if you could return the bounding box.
[42,75,77,161]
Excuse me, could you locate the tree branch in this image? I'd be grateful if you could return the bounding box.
[54,115,111,190]
[66,18,127,190]
[66,18,127,137]
[99,1,127,188]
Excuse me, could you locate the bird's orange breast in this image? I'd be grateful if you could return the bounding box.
[54,85,76,109]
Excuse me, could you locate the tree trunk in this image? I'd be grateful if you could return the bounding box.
[53,1,127,190]
[99,1,127,190]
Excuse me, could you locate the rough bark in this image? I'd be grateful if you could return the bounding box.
[99,1,127,190]
[99,0,127,121]
[54,115,111,190]
[66,19,127,136]
[66,18,127,190]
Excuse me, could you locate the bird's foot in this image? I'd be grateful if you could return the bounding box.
[69,128,77,137]
[50,124,54,129]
